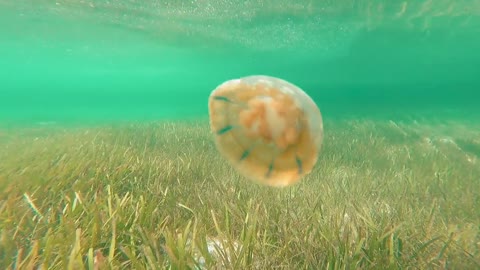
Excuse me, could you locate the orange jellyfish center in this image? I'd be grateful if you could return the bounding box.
[239,94,301,149]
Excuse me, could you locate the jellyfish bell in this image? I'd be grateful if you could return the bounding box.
[208,75,323,187]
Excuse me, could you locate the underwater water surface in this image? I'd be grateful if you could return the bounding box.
[0,0,479,269]
[1,0,479,124]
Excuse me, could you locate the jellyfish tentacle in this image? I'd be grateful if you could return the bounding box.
[216,125,235,135]
[295,156,303,175]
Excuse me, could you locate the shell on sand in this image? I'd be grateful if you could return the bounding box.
[208,75,323,187]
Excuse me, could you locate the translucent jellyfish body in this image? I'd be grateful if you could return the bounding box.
[208,75,323,187]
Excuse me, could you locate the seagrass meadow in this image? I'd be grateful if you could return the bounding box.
[0,118,479,269]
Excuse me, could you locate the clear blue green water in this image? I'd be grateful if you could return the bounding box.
[1,0,479,125]
[1,2,480,267]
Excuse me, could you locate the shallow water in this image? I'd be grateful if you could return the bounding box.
[0,1,479,268]
[1,0,480,125]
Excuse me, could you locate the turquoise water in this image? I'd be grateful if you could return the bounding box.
[1,0,479,125]
[1,2,480,268]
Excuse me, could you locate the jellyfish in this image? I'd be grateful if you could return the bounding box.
[208,75,324,187]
